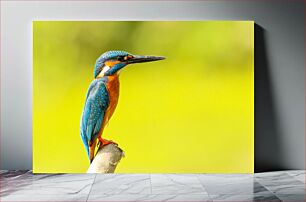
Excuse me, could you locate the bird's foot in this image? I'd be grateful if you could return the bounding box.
[98,137,118,149]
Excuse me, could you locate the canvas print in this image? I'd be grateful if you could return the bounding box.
[33,21,254,173]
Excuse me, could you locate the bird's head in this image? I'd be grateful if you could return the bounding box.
[94,50,165,78]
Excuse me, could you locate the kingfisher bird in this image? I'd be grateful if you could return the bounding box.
[80,50,165,163]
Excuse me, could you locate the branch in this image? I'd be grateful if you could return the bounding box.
[87,143,124,173]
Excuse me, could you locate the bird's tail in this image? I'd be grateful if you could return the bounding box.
[80,133,90,162]
[89,139,97,163]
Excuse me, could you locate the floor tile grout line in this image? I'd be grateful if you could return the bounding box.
[254,179,281,197]
[149,174,153,195]
[195,174,213,201]
[86,174,96,202]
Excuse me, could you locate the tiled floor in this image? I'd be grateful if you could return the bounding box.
[0,170,305,201]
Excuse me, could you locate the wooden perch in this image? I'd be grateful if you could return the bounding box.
[87,143,124,173]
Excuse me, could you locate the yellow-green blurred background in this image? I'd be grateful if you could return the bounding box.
[33,21,254,173]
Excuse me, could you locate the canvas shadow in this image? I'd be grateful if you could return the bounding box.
[254,24,286,172]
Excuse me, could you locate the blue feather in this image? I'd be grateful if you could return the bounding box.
[80,78,110,161]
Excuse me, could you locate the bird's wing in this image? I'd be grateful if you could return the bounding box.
[80,79,109,160]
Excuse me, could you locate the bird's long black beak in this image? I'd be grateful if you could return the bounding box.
[127,55,165,64]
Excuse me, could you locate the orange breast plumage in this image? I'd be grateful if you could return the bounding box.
[98,75,120,137]
[105,75,120,121]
